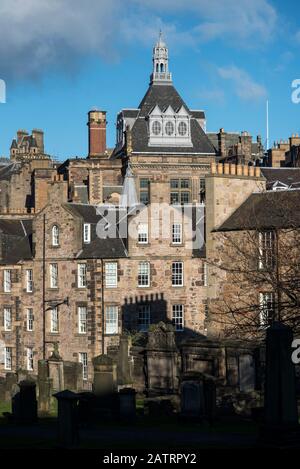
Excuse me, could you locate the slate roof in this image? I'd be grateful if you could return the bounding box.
[122,109,139,118]
[0,219,32,264]
[215,190,300,232]
[261,168,300,190]
[64,203,128,259]
[190,110,205,119]
[0,162,21,181]
[117,83,216,156]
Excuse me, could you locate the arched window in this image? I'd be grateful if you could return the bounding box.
[52,225,59,246]
[156,63,159,72]
[160,63,164,73]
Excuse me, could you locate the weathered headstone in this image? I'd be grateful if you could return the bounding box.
[12,380,37,424]
[146,322,178,395]
[119,388,136,421]
[93,354,117,395]
[54,390,79,448]
[260,322,300,446]
[38,360,52,414]
[63,361,83,392]
[239,354,255,393]
[48,343,64,392]
[117,335,132,385]
[180,379,205,420]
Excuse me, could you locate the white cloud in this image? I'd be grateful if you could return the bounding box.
[218,66,267,101]
[197,88,225,104]
[0,0,122,79]
[132,0,277,45]
[0,0,277,80]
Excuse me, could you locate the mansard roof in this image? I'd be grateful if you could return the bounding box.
[116,83,216,156]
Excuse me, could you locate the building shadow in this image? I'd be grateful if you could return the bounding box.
[121,292,207,346]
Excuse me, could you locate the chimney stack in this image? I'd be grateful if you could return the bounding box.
[87,110,107,157]
[17,130,28,144]
[32,129,44,153]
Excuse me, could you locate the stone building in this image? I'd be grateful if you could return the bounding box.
[207,129,264,165]
[0,34,271,391]
[207,186,300,340]
[266,134,300,167]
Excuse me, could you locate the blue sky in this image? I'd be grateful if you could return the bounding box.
[0,0,300,160]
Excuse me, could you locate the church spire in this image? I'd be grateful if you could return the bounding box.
[150,31,172,85]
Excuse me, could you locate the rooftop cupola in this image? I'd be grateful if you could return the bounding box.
[150,31,172,85]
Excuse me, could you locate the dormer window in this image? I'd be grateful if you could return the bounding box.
[165,121,175,136]
[152,121,161,135]
[148,104,192,147]
[178,121,188,136]
[52,225,59,246]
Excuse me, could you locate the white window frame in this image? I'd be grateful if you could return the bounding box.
[172,261,183,287]
[26,347,34,371]
[26,269,33,293]
[79,352,88,381]
[138,261,150,287]
[138,305,151,332]
[78,263,87,288]
[78,306,87,334]
[50,306,59,333]
[83,223,91,244]
[138,223,149,244]
[4,347,12,370]
[105,305,118,335]
[27,308,34,332]
[172,304,184,331]
[52,225,59,246]
[50,263,58,289]
[4,307,12,331]
[172,223,182,244]
[258,231,274,271]
[259,292,275,327]
[3,269,11,293]
[105,262,118,288]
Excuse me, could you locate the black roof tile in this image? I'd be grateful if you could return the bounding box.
[215,190,300,232]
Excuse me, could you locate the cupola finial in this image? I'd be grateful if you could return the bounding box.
[150,32,172,85]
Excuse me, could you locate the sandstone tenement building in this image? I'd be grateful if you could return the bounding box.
[0,34,284,389]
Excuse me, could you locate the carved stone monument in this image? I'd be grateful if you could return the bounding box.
[146,322,179,395]
[48,343,64,392]
[93,354,117,395]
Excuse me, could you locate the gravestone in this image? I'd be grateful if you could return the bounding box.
[5,373,18,402]
[260,322,300,446]
[12,380,37,424]
[119,388,136,421]
[54,390,79,448]
[48,343,64,392]
[180,379,205,420]
[239,354,255,392]
[93,354,117,395]
[63,361,83,392]
[117,335,132,385]
[146,322,178,395]
[38,360,52,414]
